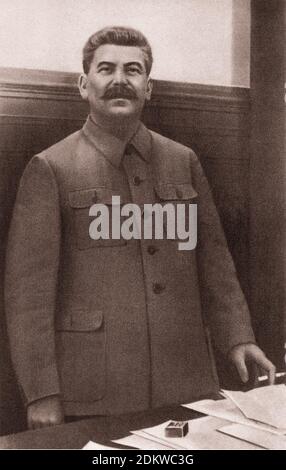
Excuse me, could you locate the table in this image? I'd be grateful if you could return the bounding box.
[0,406,201,449]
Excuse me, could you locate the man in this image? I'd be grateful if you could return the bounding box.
[5,26,275,430]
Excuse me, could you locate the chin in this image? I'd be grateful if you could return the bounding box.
[108,107,137,118]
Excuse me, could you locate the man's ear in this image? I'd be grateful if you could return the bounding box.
[78,73,88,100]
[145,78,153,101]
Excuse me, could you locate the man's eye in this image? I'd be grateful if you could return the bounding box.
[127,67,141,74]
[98,67,112,73]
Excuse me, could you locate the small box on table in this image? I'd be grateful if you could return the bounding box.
[164,421,189,438]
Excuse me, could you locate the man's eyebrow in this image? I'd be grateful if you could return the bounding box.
[97,61,115,68]
[96,60,144,70]
[124,61,144,69]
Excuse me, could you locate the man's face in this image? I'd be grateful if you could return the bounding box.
[79,44,152,122]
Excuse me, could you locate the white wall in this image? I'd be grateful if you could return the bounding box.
[0,0,250,86]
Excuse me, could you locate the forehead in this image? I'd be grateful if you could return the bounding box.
[92,44,146,66]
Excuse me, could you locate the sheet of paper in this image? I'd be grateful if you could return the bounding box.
[221,385,286,430]
[132,416,259,450]
[113,434,173,450]
[219,423,286,450]
[82,441,122,450]
[183,397,286,435]
[132,429,186,450]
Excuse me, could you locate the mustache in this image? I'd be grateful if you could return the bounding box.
[102,85,138,100]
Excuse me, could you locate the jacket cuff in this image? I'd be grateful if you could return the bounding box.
[21,364,61,407]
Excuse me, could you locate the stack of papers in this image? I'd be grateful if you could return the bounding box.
[82,385,286,450]
[183,384,286,449]
[221,386,286,430]
[128,416,258,450]
[219,424,286,450]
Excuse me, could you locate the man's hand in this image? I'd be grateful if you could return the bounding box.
[229,343,276,385]
[27,396,64,430]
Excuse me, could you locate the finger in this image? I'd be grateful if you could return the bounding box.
[38,420,48,428]
[268,368,276,385]
[53,416,64,426]
[33,420,43,429]
[34,418,49,429]
[48,414,64,426]
[30,420,39,430]
[48,417,59,427]
[264,362,276,385]
[27,413,37,430]
[27,418,34,430]
[233,355,249,383]
[253,353,276,385]
[248,362,259,387]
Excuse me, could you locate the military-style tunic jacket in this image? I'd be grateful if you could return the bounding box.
[5,117,255,416]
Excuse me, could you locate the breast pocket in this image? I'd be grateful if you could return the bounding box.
[154,182,198,246]
[68,187,128,250]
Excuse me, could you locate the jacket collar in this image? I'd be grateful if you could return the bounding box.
[82,115,152,168]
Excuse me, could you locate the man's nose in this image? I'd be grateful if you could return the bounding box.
[112,68,127,84]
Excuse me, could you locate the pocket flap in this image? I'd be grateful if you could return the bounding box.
[155,183,198,201]
[57,310,104,332]
[69,188,126,208]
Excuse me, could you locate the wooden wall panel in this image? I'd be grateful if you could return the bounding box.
[0,67,250,434]
[249,0,285,368]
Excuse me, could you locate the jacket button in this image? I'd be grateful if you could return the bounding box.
[133,175,142,186]
[176,188,183,199]
[152,282,166,294]
[148,245,158,255]
[92,190,97,203]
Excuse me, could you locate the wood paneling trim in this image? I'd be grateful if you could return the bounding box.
[0,67,250,111]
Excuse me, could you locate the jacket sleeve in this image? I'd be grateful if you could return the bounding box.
[5,154,61,405]
[190,150,256,355]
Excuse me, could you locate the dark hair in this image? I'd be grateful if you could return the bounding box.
[82,26,153,75]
